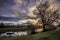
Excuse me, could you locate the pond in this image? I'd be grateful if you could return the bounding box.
[0,31,28,38]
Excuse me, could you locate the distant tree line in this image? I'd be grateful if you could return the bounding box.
[0,22,28,28]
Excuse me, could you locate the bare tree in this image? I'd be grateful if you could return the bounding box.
[33,0,59,31]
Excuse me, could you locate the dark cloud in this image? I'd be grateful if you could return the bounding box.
[0,0,15,8]
[56,0,60,2]
[56,0,60,7]
[0,0,60,21]
[0,0,16,16]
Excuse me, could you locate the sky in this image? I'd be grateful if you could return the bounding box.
[0,0,60,22]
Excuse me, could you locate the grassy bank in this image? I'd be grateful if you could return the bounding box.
[0,27,28,33]
[0,27,60,40]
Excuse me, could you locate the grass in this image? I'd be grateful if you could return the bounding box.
[0,27,60,40]
[0,27,28,33]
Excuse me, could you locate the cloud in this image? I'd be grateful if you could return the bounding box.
[28,6,36,12]
[16,0,22,4]
[0,0,28,18]
[18,19,38,24]
[0,0,16,16]
[0,0,60,21]
[0,0,38,18]
[27,0,48,17]
[27,6,36,17]
[49,0,60,8]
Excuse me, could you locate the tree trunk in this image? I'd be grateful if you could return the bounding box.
[43,24,46,32]
[31,27,36,34]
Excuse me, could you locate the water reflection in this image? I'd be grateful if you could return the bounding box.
[0,31,28,38]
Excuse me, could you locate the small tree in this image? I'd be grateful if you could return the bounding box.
[27,21,37,34]
[33,0,59,31]
[0,22,4,28]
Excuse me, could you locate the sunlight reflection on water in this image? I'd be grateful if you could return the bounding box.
[0,31,28,38]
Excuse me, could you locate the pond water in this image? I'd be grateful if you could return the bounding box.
[0,31,28,38]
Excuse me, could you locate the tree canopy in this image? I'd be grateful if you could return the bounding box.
[33,0,59,31]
